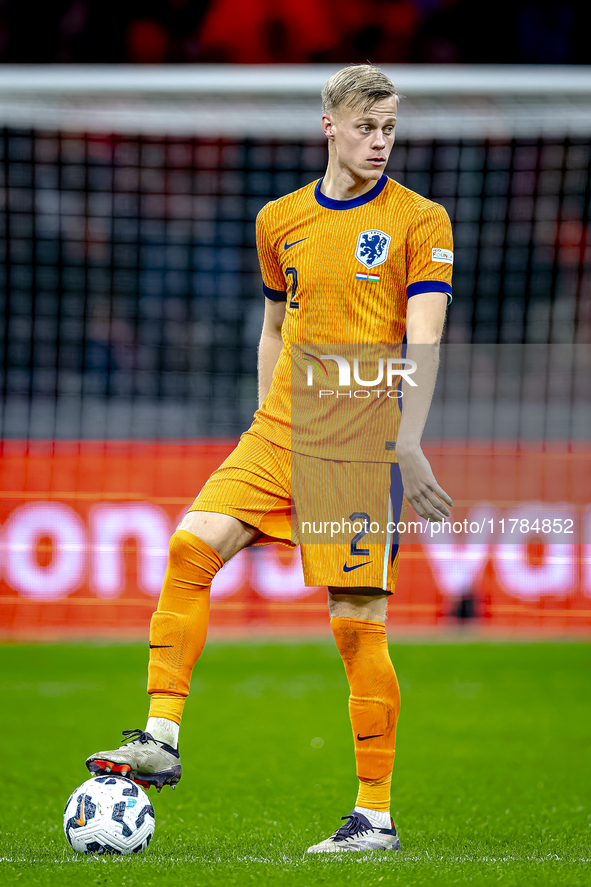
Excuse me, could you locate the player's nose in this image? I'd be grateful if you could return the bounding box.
[372,131,387,149]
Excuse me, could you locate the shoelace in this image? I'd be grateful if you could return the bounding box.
[121,729,154,745]
[333,814,370,842]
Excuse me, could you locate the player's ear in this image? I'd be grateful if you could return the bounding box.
[322,114,335,140]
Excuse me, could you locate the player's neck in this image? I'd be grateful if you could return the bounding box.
[321,164,382,202]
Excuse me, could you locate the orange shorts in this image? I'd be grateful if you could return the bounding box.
[190,430,407,593]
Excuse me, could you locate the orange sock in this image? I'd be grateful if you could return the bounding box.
[147,529,223,725]
[331,616,400,812]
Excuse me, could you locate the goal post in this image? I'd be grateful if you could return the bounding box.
[0,64,591,137]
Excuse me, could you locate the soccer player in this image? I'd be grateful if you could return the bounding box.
[86,64,453,854]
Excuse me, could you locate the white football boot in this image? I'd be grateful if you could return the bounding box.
[86,729,181,792]
[306,810,401,853]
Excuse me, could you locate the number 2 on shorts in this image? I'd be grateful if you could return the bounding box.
[349,512,370,556]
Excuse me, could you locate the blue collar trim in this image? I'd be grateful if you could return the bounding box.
[314,174,388,210]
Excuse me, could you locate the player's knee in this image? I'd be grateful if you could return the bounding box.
[168,530,190,570]
[167,529,222,577]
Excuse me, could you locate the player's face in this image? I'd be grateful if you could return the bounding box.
[324,97,398,182]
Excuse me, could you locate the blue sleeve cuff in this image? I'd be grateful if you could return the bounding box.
[407,280,452,305]
[263,283,287,301]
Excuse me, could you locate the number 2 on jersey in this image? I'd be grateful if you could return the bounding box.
[286,267,299,309]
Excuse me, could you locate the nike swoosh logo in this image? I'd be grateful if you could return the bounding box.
[149,644,173,649]
[357,733,384,741]
[284,237,308,250]
[342,561,372,572]
[75,793,86,826]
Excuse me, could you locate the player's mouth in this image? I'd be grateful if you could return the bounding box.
[367,157,386,166]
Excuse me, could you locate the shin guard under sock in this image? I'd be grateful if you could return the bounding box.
[331,616,400,812]
[148,529,223,724]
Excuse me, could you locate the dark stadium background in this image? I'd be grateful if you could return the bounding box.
[0,2,590,638]
[1,0,590,65]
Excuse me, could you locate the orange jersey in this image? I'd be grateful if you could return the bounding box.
[250,174,453,462]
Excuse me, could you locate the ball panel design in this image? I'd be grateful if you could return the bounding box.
[63,776,155,855]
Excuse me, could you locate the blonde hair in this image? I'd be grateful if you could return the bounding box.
[321,64,399,116]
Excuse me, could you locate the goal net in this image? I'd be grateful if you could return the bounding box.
[1,64,590,440]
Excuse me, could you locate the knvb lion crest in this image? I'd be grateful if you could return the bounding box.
[355,229,391,269]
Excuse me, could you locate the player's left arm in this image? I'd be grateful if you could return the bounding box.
[396,292,452,521]
[397,202,454,521]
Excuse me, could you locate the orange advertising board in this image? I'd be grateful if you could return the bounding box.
[0,440,589,639]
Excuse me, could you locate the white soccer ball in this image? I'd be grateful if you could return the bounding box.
[63,776,155,855]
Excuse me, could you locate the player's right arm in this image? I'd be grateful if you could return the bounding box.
[258,299,285,406]
[255,206,287,407]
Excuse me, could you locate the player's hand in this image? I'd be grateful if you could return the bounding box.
[396,443,453,522]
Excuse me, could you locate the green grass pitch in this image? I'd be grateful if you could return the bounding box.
[1,640,589,886]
